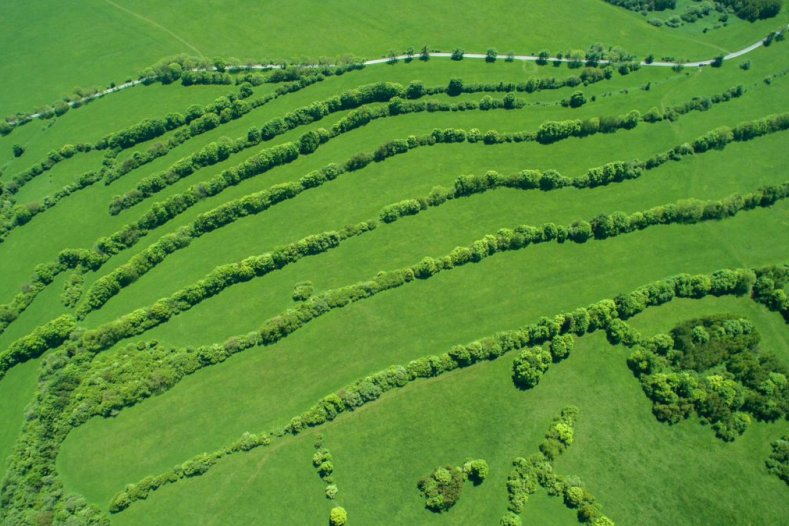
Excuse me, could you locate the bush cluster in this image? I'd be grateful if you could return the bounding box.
[0,314,76,378]
[329,506,348,526]
[504,406,615,524]
[512,335,575,389]
[98,264,768,514]
[766,435,789,485]
[627,313,789,440]
[417,465,468,512]
[60,273,85,308]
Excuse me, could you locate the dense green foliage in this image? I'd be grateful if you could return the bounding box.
[627,315,789,440]
[766,435,789,484]
[417,465,467,512]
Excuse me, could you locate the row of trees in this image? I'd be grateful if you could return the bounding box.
[104,74,321,188]
[77,107,789,328]
[0,314,75,378]
[104,263,773,514]
[5,170,102,234]
[67,109,788,326]
[107,69,618,215]
[8,108,788,359]
[0,142,89,198]
[74,182,787,430]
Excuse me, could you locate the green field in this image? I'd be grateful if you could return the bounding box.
[1,2,788,525]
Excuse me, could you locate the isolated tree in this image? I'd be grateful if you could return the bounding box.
[12,144,24,157]
[329,506,348,526]
[451,48,464,61]
[711,55,724,68]
[419,45,430,61]
[486,48,498,63]
[568,91,586,108]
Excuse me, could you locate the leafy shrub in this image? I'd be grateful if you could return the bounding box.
[417,466,466,512]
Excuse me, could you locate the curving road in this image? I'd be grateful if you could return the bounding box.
[12,26,787,125]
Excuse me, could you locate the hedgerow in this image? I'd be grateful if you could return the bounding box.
[11,262,762,520]
[75,107,789,323]
[68,187,786,431]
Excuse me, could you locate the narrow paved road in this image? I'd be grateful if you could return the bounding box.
[13,26,787,124]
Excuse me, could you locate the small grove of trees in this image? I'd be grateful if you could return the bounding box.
[417,459,488,512]
[603,0,676,11]
[504,406,614,525]
[293,280,314,301]
[103,264,776,513]
[605,0,782,20]
[719,0,783,21]
[626,314,789,440]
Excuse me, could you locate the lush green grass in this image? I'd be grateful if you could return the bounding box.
[2,7,788,524]
[58,198,789,508]
[51,47,789,514]
[107,299,789,525]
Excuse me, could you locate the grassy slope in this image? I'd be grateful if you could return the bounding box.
[80,50,786,328]
[53,45,789,510]
[58,199,789,508]
[108,298,789,525]
[0,6,787,524]
[2,0,786,116]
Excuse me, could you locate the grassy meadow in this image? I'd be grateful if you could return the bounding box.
[1,2,788,525]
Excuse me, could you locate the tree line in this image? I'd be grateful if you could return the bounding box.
[79,263,782,519]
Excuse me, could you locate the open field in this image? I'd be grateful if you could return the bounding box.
[1,2,788,525]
